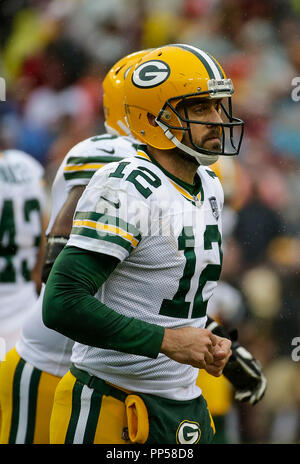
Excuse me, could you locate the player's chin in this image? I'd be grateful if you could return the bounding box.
[203,138,221,152]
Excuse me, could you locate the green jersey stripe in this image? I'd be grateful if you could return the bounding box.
[66,156,124,165]
[74,211,142,240]
[90,135,118,142]
[71,226,135,252]
[64,171,95,181]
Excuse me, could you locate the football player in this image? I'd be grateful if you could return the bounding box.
[42,45,254,445]
[0,50,149,444]
[0,149,47,354]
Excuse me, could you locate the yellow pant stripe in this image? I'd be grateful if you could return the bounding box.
[0,348,20,443]
[33,369,61,443]
[50,371,76,444]
[0,348,61,444]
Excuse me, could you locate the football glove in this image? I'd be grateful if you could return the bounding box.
[206,317,267,405]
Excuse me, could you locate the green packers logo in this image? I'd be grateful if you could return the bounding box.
[132,60,170,88]
[176,420,201,444]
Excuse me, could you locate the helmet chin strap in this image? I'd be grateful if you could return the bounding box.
[156,120,219,166]
[104,120,131,137]
[104,122,120,136]
[117,120,131,135]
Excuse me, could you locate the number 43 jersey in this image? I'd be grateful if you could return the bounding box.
[0,150,45,347]
[69,148,224,401]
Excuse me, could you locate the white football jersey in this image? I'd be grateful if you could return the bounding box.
[46,134,139,234]
[16,134,139,376]
[0,149,45,351]
[69,148,224,400]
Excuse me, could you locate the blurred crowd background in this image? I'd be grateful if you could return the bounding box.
[0,0,300,444]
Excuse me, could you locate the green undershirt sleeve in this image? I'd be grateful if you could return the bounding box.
[42,245,164,359]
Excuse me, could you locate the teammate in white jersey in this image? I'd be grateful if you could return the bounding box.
[0,149,46,354]
[15,134,139,375]
[43,45,244,444]
[0,50,149,444]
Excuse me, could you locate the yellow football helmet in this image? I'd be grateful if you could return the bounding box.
[103,50,152,136]
[124,44,244,165]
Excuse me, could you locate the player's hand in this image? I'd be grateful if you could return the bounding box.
[204,336,232,377]
[223,343,267,405]
[160,327,218,369]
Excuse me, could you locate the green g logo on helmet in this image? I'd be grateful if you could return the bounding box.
[132,60,170,88]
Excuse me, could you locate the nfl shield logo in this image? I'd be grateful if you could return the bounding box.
[209,196,219,220]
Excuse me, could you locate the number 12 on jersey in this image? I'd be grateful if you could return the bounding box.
[159,225,222,319]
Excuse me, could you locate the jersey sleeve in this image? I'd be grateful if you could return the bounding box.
[67,161,149,262]
[62,135,132,193]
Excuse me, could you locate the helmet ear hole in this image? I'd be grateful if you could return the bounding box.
[147,113,158,127]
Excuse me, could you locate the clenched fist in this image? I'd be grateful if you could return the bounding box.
[204,336,232,377]
[160,326,231,372]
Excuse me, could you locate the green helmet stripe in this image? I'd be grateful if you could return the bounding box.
[169,44,223,80]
